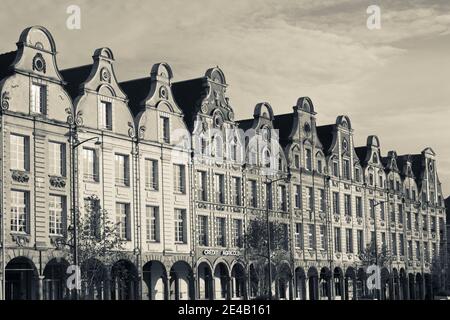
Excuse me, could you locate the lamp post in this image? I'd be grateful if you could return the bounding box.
[69,131,101,300]
[371,199,384,300]
[264,169,291,300]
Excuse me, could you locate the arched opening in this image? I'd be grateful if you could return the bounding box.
[249,264,259,298]
[111,260,138,300]
[5,257,38,300]
[424,273,432,300]
[399,268,408,300]
[198,262,213,300]
[344,267,356,300]
[294,267,306,300]
[80,258,106,300]
[276,263,292,300]
[231,263,246,300]
[214,262,230,300]
[170,261,194,300]
[333,267,344,300]
[415,273,423,300]
[143,260,167,300]
[380,268,390,300]
[356,268,367,300]
[43,258,69,300]
[408,273,415,300]
[392,268,400,300]
[307,267,319,300]
[319,267,331,300]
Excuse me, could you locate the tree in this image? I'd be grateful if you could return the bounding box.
[244,213,290,299]
[358,242,393,268]
[64,196,128,299]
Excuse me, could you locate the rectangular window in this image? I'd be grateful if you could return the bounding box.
[355,167,361,182]
[294,185,301,209]
[398,204,404,222]
[333,162,339,177]
[305,149,312,171]
[391,203,396,223]
[344,194,351,216]
[381,232,386,247]
[431,216,436,232]
[407,212,412,230]
[356,196,362,217]
[83,148,99,182]
[31,83,47,114]
[334,227,342,253]
[357,230,364,253]
[319,189,325,212]
[216,217,226,247]
[145,159,158,190]
[408,240,413,258]
[197,171,207,201]
[319,225,327,250]
[146,206,159,242]
[173,164,186,193]
[294,154,300,169]
[308,224,316,249]
[371,231,376,244]
[248,180,257,208]
[214,174,225,204]
[424,242,429,262]
[317,159,323,173]
[266,184,273,210]
[391,233,397,255]
[346,228,353,253]
[10,190,28,233]
[399,234,405,256]
[415,241,420,260]
[99,101,112,130]
[278,185,287,211]
[333,192,340,214]
[369,199,375,219]
[380,202,385,220]
[49,195,65,235]
[343,159,350,180]
[174,209,187,243]
[231,177,241,205]
[160,116,170,143]
[412,190,416,201]
[49,142,66,176]
[198,216,208,246]
[115,154,130,186]
[306,187,314,211]
[232,219,243,248]
[116,203,130,240]
[10,134,29,171]
[295,223,303,249]
[414,213,419,230]
[422,215,428,231]
[84,198,101,238]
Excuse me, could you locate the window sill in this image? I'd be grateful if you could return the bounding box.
[175,241,187,245]
[146,240,160,244]
[145,187,159,192]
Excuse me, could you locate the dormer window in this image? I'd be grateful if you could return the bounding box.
[378,175,383,188]
[31,83,47,114]
[305,149,312,171]
[160,116,170,143]
[355,167,361,182]
[343,159,350,180]
[99,101,112,130]
[369,173,374,186]
[372,153,378,163]
[294,154,300,169]
[317,159,323,174]
[332,161,339,177]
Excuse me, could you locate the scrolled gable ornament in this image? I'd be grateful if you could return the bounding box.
[1,91,10,111]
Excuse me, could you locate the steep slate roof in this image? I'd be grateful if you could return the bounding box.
[236,118,254,132]
[119,77,151,116]
[355,146,369,165]
[172,78,206,131]
[0,51,17,81]
[316,124,334,154]
[60,64,93,100]
[273,113,294,147]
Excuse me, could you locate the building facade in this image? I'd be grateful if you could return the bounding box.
[0,26,447,300]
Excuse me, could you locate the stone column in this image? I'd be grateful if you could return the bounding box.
[38,275,45,300]
[104,268,111,300]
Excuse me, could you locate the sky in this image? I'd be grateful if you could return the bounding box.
[0,0,449,195]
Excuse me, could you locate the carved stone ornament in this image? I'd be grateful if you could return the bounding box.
[1,91,10,111]
[50,176,66,188]
[334,214,340,223]
[100,67,111,83]
[11,170,29,183]
[201,103,209,114]
[228,110,234,121]
[12,233,30,247]
[33,53,46,73]
[159,86,168,99]
[357,217,363,225]
[50,236,65,249]
[345,215,352,223]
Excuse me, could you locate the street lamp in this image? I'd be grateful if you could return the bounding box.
[69,134,101,300]
[264,169,291,300]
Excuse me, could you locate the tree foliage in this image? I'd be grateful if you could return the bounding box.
[358,241,393,267]
[244,213,290,298]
